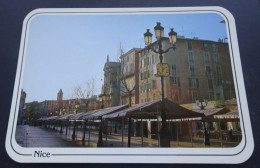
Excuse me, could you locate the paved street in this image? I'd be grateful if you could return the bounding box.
[15,125,80,147]
[15,125,240,148]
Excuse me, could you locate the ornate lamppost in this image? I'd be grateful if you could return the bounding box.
[97,92,108,147]
[144,22,177,147]
[196,97,210,145]
[196,97,208,110]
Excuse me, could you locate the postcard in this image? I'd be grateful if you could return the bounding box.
[5,7,254,163]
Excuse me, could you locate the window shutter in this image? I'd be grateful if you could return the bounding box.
[177,77,180,86]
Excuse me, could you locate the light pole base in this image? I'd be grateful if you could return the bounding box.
[159,127,171,147]
[97,140,103,147]
[204,130,210,146]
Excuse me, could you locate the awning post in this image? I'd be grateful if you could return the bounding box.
[72,120,76,140]
[60,120,63,133]
[122,117,124,147]
[82,120,87,141]
[189,120,193,147]
[97,118,104,147]
[65,120,69,135]
[128,117,132,147]
[177,121,179,147]
[203,121,210,146]
[141,117,143,147]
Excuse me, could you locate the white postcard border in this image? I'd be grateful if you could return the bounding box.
[5,7,254,164]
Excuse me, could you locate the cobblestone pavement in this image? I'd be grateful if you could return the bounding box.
[15,125,240,148]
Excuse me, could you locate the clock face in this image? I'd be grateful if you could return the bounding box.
[157,63,170,77]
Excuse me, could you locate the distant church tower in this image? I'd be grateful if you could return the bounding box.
[57,89,63,101]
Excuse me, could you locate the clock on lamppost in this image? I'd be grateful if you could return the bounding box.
[156,63,170,77]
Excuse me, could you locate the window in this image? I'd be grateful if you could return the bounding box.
[144,70,150,79]
[208,79,213,89]
[187,41,192,50]
[171,64,177,75]
[189,64,195,75]
[203,42,208,50]
[205,66,211,75]
[147,83,151,91]
[214,54,220,62]
[140,73,143,80]
[173,91,179,101]
[204,52,210,62]
[212,44,218,52]
[126,55,129,62]
[152,80,157,89]
[152,55,154,64]
[144,57,149,66]
[191,91,198,103]
[188,52,194,62]
[209,91,214,100]
[130,63,134,73]
[216,66,222,76]
[170,77,180,86]
[189,78,199,88]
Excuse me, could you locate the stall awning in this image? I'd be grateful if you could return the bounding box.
[81,104,128,120]
[214,108,239,119]
[69,112,87,120]
[103,99,204,119]
[56,114,75,121]
[38,116,59,121]
[193,108,230,116]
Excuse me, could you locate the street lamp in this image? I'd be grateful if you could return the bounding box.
[196,97,210,145]
[196,97,208,110]
[144,22,177,147]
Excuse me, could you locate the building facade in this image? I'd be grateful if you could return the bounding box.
[120,48,141,106]
[101,55,121,107]
[139,37,235,104]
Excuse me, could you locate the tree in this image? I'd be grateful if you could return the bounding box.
[72,78,96,112]
[118,44,136,107]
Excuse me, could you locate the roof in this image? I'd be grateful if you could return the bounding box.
[81,104,128,120]
[56,114,75,120]
[103,99,204,119]
[68,112,87,120]
[193,108,230,116]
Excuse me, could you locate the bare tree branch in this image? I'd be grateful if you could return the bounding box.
[72,77,96,112]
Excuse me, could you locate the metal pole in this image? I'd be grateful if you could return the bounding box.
[60,121,63,133]
[157,103,160,147]
[122,118,124,147]
[203,121,210,146]
[141,118,144,147]
[158,39,171,147]
[189,121,193,147]
[177,121,179,147]
[97,118,103,147]
[72,120,76,140]
[82,120,87,141]
[65,120,68,135]
[128,117,132,147]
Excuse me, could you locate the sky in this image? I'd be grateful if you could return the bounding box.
[22,12,227,103]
